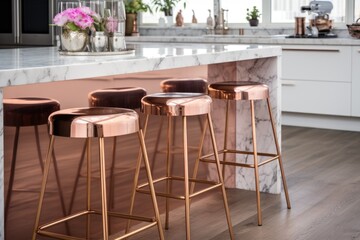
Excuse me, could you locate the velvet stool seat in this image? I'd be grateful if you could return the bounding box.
[32,107,164,240]
[128,92,234,240]
[3,97,66,225]
[196,81,291,226]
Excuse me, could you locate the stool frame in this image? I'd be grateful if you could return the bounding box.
[196,96,291,226]
[68,87,147,215]
[151,78,208,172]
[32,108,164,240]
[127,93,234,240]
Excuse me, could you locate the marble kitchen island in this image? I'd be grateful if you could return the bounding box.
[0,42,282,239]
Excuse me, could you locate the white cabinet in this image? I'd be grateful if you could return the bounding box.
[351,47,360,117]
[282,80,351,116]
[281,45,352,116]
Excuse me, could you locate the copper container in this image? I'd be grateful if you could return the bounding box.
[295,17,306,36]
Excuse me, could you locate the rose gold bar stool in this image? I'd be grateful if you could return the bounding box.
[129,93,234,240]
[3,97,66,224]
[152,78,208,169]
[32,107,164,240]
[197,81,291,226]
[68,87,147,214]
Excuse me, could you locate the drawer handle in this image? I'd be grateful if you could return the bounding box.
[282,48,340,53]
[282,80,296,86]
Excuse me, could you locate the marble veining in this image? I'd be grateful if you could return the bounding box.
[207,57,282,194]
[0,43,281,88]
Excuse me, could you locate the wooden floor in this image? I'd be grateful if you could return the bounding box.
[4,121,360,240]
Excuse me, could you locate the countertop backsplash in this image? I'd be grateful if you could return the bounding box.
[139,25,351,38]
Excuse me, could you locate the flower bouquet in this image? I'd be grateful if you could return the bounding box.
[54,4,126,53]
[54,6,101,51]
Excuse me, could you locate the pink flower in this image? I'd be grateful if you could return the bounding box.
[105,17,119,33]
[53,7,94,31]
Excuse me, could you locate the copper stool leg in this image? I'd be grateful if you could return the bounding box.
[86,138,92,238]
[6,126,67,225]
[109,136,118,209]
[165,115,173,230]
[222,100,230,179]
[5,126,20,222]
[190,117,208,194]
[98,137,109,239]
[266,98,291,209]
[69,136,118,215]
[207,112,235,239]
[138,129,165,240]
[67,140,87,216]
[125,115,165,240]
[125,115,149,233]
[250,100,263,226]
[151,117,165,172]
[182,116,191,239]
[32,136,55,240]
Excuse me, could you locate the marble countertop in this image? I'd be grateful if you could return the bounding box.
[0,42,281,88]
[126,35,360,46]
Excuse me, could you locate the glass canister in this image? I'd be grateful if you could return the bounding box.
[80,0,107,52]
[57,0,80,13]
[104,0,126,51]
[80,0,105,16]
[56,0,81,51]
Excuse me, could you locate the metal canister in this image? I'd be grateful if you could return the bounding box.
[295,17,306,36]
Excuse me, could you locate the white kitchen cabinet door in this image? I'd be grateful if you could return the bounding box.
[282,80,351,116]
[352,47,360,117]
[282,45,351,83]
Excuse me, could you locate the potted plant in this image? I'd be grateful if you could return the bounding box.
[124,0,152,36]
[152,0,186,25]
[246,6,261,27]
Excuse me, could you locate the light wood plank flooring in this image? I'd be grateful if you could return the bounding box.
[4,121,360,240]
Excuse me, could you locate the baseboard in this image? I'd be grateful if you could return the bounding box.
[282,112,360,132]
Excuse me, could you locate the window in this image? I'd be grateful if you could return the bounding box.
[271,0,307,23]
[141,0,213,24]
[355,0,360,20]
[140,0,356,25]
[222,0,262,23]
[271,0,345,23]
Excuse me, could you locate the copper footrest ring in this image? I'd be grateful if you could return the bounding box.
[136,176,223,200]
[199,150,280,168]
[36,209,158,240]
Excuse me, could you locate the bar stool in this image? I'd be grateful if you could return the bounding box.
[3,97,66,223]
[32,107,164,240]
[68,87,147,214]
[152,78,208,168]
[197,81,291,226]
[129,92,234,240]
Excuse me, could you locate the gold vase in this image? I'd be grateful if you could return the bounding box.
[61,29,88,52]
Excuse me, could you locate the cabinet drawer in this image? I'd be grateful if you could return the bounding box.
[282,80,351,116]
[282,46,351,82]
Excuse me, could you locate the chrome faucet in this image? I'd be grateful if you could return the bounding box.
[214,8,229,35]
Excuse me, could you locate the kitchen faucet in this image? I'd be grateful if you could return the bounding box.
[214,8,229,35]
